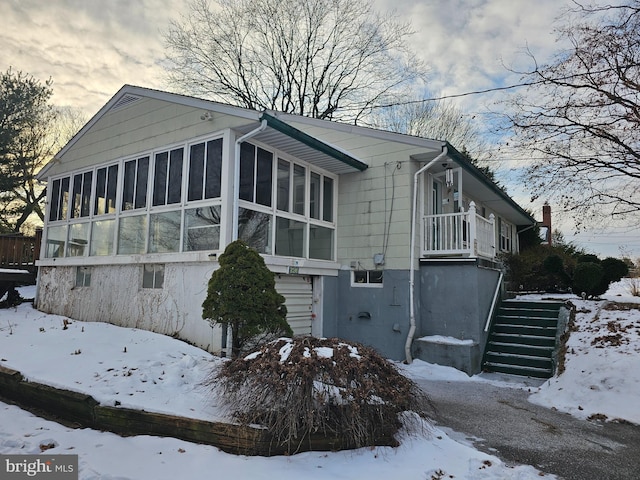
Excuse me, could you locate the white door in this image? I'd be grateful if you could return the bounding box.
[275,274,313,336]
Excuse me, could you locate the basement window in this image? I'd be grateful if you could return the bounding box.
[142,264,164,289]
[352,270,383,287]
[75,266,91,287]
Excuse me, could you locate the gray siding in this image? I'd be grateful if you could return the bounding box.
[332,269,411,360]
[415,260,502,374]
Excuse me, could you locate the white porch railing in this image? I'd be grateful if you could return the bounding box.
[422,202,496,259]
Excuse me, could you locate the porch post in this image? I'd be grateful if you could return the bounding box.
[469,201,477,257]
[489,213,496,258]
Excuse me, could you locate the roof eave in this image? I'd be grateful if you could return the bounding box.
[259,112,367,172]
[445,142,535,226]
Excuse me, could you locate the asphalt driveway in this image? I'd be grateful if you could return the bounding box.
[415,377,640,480]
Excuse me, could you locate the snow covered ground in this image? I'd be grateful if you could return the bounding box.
[1,280,639,479]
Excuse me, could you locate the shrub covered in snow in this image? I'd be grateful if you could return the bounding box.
[213,336,433,453]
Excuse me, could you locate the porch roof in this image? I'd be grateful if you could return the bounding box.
[235,113,368,175]
[444,144,535,227]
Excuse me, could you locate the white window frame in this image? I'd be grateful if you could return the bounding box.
[142,264,164,289]
[237,140,337,261]
[351,270,384,288]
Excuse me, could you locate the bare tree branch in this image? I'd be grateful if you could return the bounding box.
[163,0,427,123]
[499,1,640,228]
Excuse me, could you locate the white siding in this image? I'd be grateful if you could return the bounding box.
[47,98,254,178]
[275,274,313,336]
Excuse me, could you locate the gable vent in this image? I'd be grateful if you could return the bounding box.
[111,94,141,111]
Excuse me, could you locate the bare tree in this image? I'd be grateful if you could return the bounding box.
[163,0,427,123]
[499,1,640,227]
[372,97,502,186]
[49,106,87,154]
[374,98,491,158]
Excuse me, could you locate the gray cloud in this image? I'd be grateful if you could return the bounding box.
[2,0,634,255]
[0,0,573,115]
[0,0,184,113]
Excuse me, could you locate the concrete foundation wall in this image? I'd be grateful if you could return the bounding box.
[333,269,411,361]
[416,261,502,374]
[37,264,221,353]
[321,276,339,339]
[36,259,502,375]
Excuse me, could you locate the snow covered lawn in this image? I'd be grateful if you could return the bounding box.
[1,280,639,479]
[528,282,640,425]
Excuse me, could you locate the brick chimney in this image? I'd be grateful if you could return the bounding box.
[542,203,552,245]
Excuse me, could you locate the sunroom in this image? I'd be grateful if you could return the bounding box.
[41,113,368,271]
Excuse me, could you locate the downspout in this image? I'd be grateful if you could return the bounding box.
[224,119,267,357]
[405,146,448,364]
[232,119,268,241]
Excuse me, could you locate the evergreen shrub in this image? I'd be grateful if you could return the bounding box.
[202,240,292,357]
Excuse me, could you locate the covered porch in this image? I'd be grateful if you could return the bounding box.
[416,145,534,261]
[422,202,496,259]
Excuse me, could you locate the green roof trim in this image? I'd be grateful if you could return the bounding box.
[445,142,536,226]
[260,112,368,172]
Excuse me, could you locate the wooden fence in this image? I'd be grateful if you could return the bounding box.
[0,230,41,274]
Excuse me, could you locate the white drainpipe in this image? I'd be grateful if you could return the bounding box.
[232,119,268,241]
[224,119,268,357]
[405,146,448,364]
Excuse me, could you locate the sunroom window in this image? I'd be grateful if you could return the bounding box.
[70,171,92,218]
[310,173,334,222]
[322,177,333,222]
[188,139,222,201]
[275,217,305,257]
[117,214,147,254]
[293,164,305,215]
[309,225,333,260]
[240,143,273,206]
[238,141,336,261]
[94,165,118,215]
[43,135,337,262]
[184,206,221,252]
[90,219,115,256]
[122,156,149,211]
[49,177,70,222]
[67,222,89,257]
[277,159,290,211]
[153,148,183,206]
[149,211,181,253]
[238,207,272,254]
[44,135,227,259]
[44,225,66,258]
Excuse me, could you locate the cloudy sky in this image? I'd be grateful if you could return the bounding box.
[1,0,636,258]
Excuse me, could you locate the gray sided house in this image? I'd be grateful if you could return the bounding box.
[35,85,535,374]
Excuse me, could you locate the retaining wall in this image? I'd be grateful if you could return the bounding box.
[0,365,395,456]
